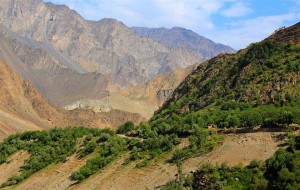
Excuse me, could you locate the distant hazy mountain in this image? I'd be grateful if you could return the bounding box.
[131,27,235,60]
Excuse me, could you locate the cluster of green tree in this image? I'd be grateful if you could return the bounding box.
[114,100,300,168]
[71,136,129,181]
[149,101,300,134]
[78,130,115,158]
[116,121,135,134]
[172,129,223,163]
[191,162,267,190]
[116,121,183,166]
[115,119,223,168]
[264,134,300,189]
[202,103,300,128]
[0,127,117,187]
[159,134,300,190]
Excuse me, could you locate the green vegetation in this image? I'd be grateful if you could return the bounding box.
[265,134,300,189]
[160,134,300,190]
[142,34,300,189]
[155,40,300,128]
[115,119,223,168]
[0,127,123,187]
[112,40,300,169]
[71,136,128,181]
[116,121,135,134]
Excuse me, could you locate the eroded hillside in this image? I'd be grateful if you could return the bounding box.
[0,60,144,140]
[0,0,201,88]
[65,64,198,119]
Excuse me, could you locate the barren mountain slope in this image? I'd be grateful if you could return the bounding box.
[0,0,201,87]
[0,26,114,106]
[132,26,235,59]
[65,64,198,119]
[0,60,144,140]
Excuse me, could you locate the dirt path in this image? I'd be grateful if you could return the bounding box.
[13,153,93,190]
[0,151,30,186]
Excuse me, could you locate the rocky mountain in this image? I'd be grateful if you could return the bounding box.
[0,26,114,106]
[131,27,235,60]
[0,59,144,140]
[0,0,201,89]
[64,63,198,119]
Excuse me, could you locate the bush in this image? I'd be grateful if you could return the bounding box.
[116,121,135,134]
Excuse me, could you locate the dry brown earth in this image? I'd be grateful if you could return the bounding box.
[0,132,284,190]
[0,60,144,140]
[65,64,198,119]
[0,151,30,186]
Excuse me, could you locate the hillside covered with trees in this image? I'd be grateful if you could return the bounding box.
[152,22,300,131]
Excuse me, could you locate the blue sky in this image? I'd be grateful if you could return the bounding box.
[45,0,300,50]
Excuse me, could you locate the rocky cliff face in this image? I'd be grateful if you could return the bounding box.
[131,27,235,60]
[0,0,201,88]
[0,26,112,106]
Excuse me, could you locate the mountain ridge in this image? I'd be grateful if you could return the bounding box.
[0,0,201,88]
[131,26,235,60]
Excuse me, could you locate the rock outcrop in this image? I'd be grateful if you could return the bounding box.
[0,0,201,88]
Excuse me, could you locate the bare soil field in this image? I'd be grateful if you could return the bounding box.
[0,151,30,186]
